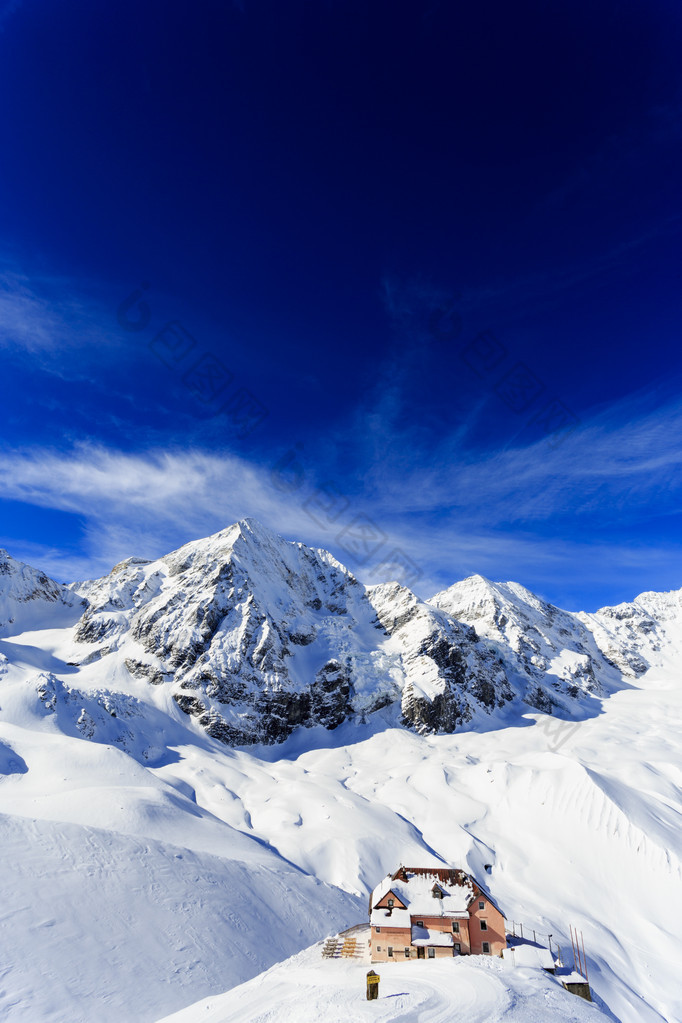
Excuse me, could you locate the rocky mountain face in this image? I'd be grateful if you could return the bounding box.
[66,520,514,744]
[578,589,682,679]
[431,575,621,714]
[432,575,682,713]
[0,548,86,636]
[1,521,680,746]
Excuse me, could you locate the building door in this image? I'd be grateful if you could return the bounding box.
[417,947,425,959]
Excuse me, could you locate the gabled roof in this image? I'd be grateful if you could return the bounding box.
[373,888,408,910]
[463,874,506,918]
[370,865,505,923]
[399,866,505,917]
[370,867,471,924]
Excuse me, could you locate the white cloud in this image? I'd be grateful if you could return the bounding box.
[0,364,680,604]
[0,269,68,353]
[0,443,391,582]
[356,384,682,528]
[0,402,680,610]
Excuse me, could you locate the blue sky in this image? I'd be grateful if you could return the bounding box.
[1,0,681,610]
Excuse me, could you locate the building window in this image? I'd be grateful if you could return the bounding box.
[404,948,410,958]
[452,921,460,933]
[428,947,435,958]
[388,947,393,957]
[478,901,485,910]
[482,942,490,954]
[376,946,381,952]
[480,920,488,931]
[376,927,381,932]
[416,920,424,928]
[454,943,461,954]
[387,898,394,908]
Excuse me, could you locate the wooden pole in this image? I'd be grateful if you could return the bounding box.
[519,923,523,939]
[581,932,589,982]
[570,925,578,972]
[533,929,536,943]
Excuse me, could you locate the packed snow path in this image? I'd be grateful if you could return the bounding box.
[158,942,608,1023]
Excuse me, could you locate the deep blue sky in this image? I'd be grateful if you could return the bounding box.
[1,0,681,609]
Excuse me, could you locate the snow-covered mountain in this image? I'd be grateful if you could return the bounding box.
[63,518,514,745]
[0,547,86,636]
[0,520,680,1023]
[431,575,620,712]
[32,516,672,747]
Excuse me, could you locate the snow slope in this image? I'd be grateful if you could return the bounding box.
[158,939,610,1023]
[0,813,361,1022]
[0,522,680,1022]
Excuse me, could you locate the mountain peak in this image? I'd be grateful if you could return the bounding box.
[0,549,85,636]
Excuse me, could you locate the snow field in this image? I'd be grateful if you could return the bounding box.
[157,940,608,1023]
[0,812,362,1022]
[1,536,681,1022]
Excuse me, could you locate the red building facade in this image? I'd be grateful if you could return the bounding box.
[369,865,506,963]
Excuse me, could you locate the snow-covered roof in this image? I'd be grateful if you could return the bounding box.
[371,906,411,927]
[502,943,555,970]
[370,867,476,923]
[411,924,454,947]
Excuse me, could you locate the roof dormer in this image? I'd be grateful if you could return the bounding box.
[373,888,408,912]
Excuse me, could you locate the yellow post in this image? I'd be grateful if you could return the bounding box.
[366,970,380,1000]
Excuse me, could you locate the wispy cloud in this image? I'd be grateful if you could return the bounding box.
[1,375,680,607]
[0,269,69,353]
[0,443,408,583]
[0,262,141,399]
[0,445,293,576]
[337,375,682,526]
[0,265,107,355]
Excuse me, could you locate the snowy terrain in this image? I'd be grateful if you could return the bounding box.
[157,938,608,1023]
[0,523,680,1022]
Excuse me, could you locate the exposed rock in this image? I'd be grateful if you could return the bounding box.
[431,575,615,713]
[37,518,677,748]
[0,550,86,636]
[124,658,167,686]
[310,659,352,729]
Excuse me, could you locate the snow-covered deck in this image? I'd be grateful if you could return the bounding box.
[370,906,411,927]
[411,924,454,947]
[502,939,556,971]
